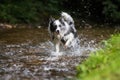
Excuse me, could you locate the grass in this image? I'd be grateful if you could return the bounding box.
[77,34,120,80]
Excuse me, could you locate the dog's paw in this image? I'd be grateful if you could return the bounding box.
[64,45,69,50]
[64,45,67,49]
[64,44,72,50]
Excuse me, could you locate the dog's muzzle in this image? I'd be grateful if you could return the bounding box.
[56,30,59,34]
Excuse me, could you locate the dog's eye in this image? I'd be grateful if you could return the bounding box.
[59,25,61,27]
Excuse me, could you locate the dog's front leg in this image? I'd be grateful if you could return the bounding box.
[56,41,60,53]
[65,34,74,48]
[65,39,72,48]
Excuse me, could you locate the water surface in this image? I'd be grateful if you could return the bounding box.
[0,27,119,80]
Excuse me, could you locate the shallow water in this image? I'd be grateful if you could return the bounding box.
[0,28,119,80]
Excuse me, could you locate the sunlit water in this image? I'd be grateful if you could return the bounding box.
[0,28,117,80]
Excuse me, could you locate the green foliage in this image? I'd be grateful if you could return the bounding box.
[77,34,120,80]
[0,0,120,24]
[103,0,120,23]
[0,0,61,24]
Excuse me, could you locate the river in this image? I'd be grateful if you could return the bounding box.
[0,27,119,80]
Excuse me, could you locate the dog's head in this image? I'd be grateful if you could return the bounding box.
[53,18,66,34]
[48,17,65,34]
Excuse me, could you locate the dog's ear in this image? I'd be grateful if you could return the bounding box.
[49,16,55,22]
[59,17,65,26]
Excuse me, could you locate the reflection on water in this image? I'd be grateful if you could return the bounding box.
[0,28,118,80]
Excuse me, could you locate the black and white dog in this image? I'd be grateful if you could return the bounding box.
[48,12,79,52]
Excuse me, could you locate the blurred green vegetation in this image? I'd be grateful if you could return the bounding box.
[103,0,120,23]
[77,34,120,80]
[0,0,61,25]
[0,0,120,25]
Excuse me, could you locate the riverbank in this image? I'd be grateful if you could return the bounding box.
[77,34,120,80]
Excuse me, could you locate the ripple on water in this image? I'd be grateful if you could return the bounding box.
[0,39,98,80]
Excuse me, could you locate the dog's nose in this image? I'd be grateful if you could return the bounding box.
[56,30,59,34]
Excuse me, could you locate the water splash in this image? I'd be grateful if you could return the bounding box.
[0,37,98,80]
[39,37,97,57]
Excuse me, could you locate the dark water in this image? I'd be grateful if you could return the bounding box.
[0,28,119,80]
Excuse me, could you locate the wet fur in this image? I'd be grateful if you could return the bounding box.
[48,12,77,52]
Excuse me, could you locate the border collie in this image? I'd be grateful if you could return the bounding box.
[48,12,79,52]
